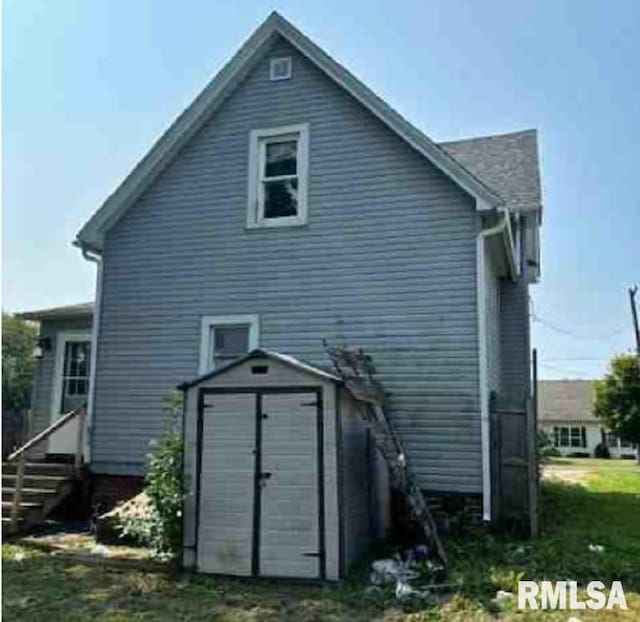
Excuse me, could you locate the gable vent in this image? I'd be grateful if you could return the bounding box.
[270,57,292,81]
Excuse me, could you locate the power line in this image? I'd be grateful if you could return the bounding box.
[532,313,631,341]
[540,357,608,362]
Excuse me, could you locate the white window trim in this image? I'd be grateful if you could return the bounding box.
[553,425,585,448]
[247,123,309,229]
[50,330,92,419]
[270,56,292,81]
[198,314,260,375]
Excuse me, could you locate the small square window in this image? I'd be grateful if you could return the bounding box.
[199,315,259,374]
[248,125,309,228]
[270,57,292,81]
[212,324,249,369]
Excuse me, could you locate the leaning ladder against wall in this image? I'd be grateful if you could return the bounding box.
[324,344,449,574]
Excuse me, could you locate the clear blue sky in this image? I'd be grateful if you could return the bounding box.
[3,0,639,379]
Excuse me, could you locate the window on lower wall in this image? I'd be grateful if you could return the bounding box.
[553,426,586,448]
[198,315,259,374]
[247,124,309,228]
[60,340,91,413]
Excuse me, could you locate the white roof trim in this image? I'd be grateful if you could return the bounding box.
[76,11,503,250]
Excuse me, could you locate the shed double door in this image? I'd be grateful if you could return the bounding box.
[197,388,324,579]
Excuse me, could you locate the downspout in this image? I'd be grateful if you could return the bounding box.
[476,208,510,522]
[80,244,103,464]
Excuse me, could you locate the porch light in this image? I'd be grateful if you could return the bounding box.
[32,337,51,359]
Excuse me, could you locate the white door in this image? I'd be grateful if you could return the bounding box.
[197,392,256,575]
[259,392,321,578]
[48,332,91,454]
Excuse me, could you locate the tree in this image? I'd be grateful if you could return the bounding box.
[593,353,640,463]
[2,313,37,413]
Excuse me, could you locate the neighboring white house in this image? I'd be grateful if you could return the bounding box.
[538,380,637,459]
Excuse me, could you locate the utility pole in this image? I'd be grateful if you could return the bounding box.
[630,286,640,372]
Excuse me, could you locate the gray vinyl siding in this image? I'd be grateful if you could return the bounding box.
[94,36,481,491]
[499,223,532,409]
[29,318,92,455]
[339,391,372,570]
[485,246,501,395]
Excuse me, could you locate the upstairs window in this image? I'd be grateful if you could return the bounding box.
[247,124,309,228]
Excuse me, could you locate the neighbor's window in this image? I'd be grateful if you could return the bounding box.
[247,124,309,228]
[553,426,585,448]
[199,315,259,374]
[605,431,618,447]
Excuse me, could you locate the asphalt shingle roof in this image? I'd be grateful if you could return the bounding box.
[20,302,94,321]
[538,380,597,423]
[439,129,542,213]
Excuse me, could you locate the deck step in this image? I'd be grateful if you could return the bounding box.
[2,474,69,490]
[1,501,43,516]
[2,462,73,477]
[2,488,59,502]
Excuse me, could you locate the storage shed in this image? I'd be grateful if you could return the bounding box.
[180,349,389,580]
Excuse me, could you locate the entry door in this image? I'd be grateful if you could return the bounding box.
[259,392,322,578]
[49,332,91,454]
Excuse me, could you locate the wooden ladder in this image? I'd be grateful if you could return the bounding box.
[325,345,449,573]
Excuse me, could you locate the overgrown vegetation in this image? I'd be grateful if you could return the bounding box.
[118,391,186,560]
[2,312,37,413]
[536,429,559,462]
[4,458,639,620]
[594,353,640,460]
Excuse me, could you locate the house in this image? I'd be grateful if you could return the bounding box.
[12,12,542,574]
[538,380,638,458]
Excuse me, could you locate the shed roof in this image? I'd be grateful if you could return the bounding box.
[538,380,597,423]
[19,302,94,322]
[178,349,341,390]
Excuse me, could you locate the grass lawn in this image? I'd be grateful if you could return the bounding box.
[3,457,639,621]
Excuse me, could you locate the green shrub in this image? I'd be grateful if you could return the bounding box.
[118,391,186,560]
[594,442,611,459]
[537,430,559,462]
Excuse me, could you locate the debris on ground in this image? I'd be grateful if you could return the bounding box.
[493,590,513,602]
[588,543,605,553]
[96,492,152,544]
[90,544,111,557]
[369,545,446,600]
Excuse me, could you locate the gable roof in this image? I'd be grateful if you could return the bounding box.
[75,11,505,252]
[177,348,341,389]
[538,380,597,423]
[19,302,94,322]
[440,130,542,213]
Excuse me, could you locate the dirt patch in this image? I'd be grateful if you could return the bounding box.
[20,530,161,568]
[542,467,594,485]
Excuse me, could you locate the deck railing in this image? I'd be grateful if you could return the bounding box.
[6,403,86,534]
